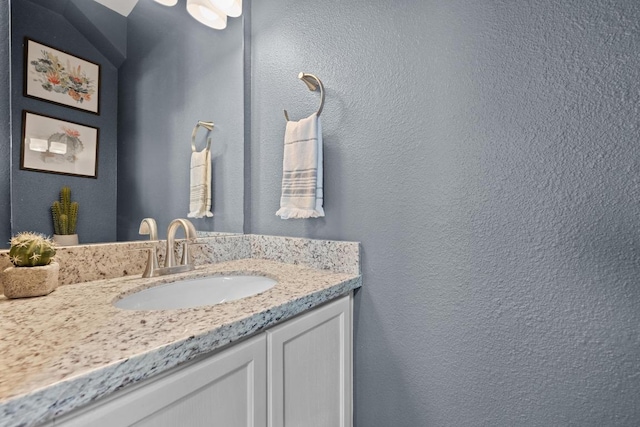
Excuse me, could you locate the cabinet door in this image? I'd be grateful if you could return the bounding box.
[54,334,267,427]
[267,294,352,427]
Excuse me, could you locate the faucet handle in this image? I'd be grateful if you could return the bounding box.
[180,242,190,266]
[141,246,160,278]
[179,240,203,266]
[182,241,207,265]
[126,245,160,278]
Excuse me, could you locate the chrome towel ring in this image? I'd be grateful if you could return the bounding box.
[191,120,214,152]
[284,73,325,121]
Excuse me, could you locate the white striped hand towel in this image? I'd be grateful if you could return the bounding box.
[276,112,324,219]
[187,149,214,218]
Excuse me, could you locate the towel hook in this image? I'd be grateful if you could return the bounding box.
[284,72,325,121]
[191,120,214,152]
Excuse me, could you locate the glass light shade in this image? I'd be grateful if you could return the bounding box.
[187,0,227,29]
[208,0,242,18]
[154,0,178,6]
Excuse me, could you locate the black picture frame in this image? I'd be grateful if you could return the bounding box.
[24,37,101,115]
[21,110,99,179]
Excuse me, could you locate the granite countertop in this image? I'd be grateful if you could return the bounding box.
[0,258,362,427]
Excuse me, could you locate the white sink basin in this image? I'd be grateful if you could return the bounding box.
[114,275,277,310]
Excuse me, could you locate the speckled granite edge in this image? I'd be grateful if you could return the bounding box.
[250,235,361,275]
[4,278,361,427]
[0,258,361,427]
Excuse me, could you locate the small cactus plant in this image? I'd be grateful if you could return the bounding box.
[52,186,79,235]
[9,232,57,267]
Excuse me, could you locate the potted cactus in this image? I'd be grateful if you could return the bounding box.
[1,232,59,298]
[51,186,79,246]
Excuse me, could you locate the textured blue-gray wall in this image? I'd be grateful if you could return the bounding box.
[0,1,10,247]
[250,0,640,425]
[10,0,118,244]
[117,0,244,240]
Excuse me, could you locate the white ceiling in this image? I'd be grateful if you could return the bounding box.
[92,0,140,17]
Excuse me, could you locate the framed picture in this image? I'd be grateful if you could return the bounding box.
[21,111,99,179]
[24,38,101,115]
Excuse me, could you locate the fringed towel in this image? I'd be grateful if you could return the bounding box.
[187,149,214,218]
[276,112,324,219]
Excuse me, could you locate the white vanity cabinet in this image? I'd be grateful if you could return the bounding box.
[50,294,352,427]
[267,294,352,427]
[54,334,267,427]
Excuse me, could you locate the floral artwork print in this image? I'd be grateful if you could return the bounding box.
[30,50,95,105]
[24,39,100,114]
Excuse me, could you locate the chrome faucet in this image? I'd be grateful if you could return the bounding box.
[138,218,158,240]
[139,218,197,278]
[165,218,197,268]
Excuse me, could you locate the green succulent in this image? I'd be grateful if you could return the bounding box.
[51,186,79,235]
[9,232,56,267]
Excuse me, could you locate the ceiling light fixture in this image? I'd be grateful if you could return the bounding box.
[153,0,241,30]
[186,0,227,30]
[153,0,178,6]
[208,0,242,18]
